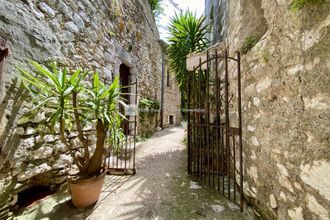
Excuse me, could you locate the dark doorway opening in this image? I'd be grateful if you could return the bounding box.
[120,64,131,135]
[17,185,53,208]
[169,115,174,125]
[0,38,8,80]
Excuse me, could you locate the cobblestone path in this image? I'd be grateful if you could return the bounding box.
[15,126,255,220]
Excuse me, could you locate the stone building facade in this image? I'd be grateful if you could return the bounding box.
[162,61,181,128]
[0,0,171,215]
[205,0,330,219]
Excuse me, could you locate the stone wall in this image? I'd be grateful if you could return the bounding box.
[205,0,330,219]
[0,0,162,213]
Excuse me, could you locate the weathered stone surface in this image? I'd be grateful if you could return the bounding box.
[256,77,272,93]
[50,19,61,33]
[288,207,304,220]
[25,127,37,135]
[64,21,79,33]
[0,0,164,209]
[52,154,73,169]
[205,0,330,219]
[59,31,75,43]
[0,174,12,194]
[73,13,84,29]
[29,146,53,160]
[38,2,56,18]
[269,194,277,209]
[300,160,330,201]
[306,194,329,220]
[17,163,51,181]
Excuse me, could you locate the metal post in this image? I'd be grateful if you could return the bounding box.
[237,51,243,212]
[198,58,203,181]
[206,51,210,186]
[224,49,230,198]
[133,79,138,174]
[215,50,220,192]
[187,71,191,174]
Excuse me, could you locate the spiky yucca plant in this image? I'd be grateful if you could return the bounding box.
[19,61,125,178]
[167,11,209,111]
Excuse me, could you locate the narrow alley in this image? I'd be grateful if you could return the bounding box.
[15,127,255,219]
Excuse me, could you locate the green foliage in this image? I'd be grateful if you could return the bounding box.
[181,136,187,146]
[289,0,325,11]
[19,61,125,177]
[139,97,160,114]
[148,0,164,17]
[261,51,270,63]
[240,35,261,54]
[167,10,209,107]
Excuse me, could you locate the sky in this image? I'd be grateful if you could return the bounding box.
[157,0,205,41]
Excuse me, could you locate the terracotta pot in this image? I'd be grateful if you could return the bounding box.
[67,171,106,209]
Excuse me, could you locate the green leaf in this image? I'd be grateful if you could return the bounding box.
[93,72,100,95]
[31,60,61,88]
[70,68,81,86]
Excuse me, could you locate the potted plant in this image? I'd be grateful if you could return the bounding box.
[18,61,125,209]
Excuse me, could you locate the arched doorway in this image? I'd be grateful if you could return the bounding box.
[119,64,130,135]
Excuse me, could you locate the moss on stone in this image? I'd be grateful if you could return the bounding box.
[241,35,261,54]
[289,0,325,11]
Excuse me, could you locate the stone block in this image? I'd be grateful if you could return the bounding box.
[52,154,73,169]
[64,21,79,33]
[17,163,51,181]
[59,30,75,43]
[29,146,53,160]
[73,13,85,29]
[38,2,56,18]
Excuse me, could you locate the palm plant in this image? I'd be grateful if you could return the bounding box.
[167,10,209,111]
[19,61,125,178]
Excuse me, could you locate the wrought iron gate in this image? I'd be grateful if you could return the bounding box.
[187,48,243,211]
[106,80,138,175]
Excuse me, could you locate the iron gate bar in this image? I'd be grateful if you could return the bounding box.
[187,49,243,211]
[187,64,191,174]
[237,51,243,212]
[198,59,201,182]
[106,80,137,175]
[215,50,220,193]
[206,51,210,186]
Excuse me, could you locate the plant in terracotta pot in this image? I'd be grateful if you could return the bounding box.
[18,61,125,209]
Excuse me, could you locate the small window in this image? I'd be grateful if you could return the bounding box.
[166,71,170,86]
[169,115,174,125]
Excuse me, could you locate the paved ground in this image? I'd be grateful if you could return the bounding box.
[15,126,255,220]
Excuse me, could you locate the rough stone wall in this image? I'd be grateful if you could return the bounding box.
[205,0,229,43]
[205,0,330,219]
[0,0,162,211]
